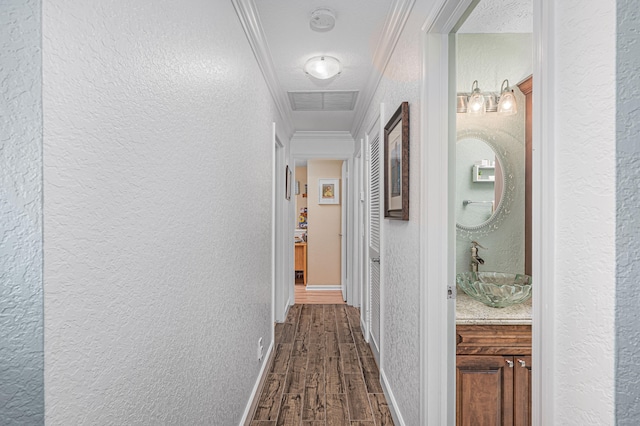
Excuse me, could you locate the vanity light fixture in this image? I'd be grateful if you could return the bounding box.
[457,79,517,115]
[497,79,517,115]
[467,80,486,115]
[304,56,342,80]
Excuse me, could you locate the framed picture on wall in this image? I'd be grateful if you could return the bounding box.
[384,101,409,220]
[285,165,292,200]
[318,178,340,205]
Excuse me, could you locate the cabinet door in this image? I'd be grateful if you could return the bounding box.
[294,245,304,270]
[457,355,514,426]
[514,356,532,426]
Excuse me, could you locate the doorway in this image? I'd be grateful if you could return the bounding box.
[420,0,549,423]
[292,158,349,304]
[453,4,534,422]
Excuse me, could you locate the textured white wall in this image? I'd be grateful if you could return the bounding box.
[356,14,423,426]
[0,0,44,424]
[456,34,533,94]
[42,1,278,424]
[291,131,355,158]
[553,0,616,423]
[616,0,640,423]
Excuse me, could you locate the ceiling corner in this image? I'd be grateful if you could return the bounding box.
[350,0,417,137]
[232,0,295,138]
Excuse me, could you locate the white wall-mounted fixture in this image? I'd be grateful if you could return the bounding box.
[497,79,517,115]
[457,79,517,115]
[467,80,486,115]
[310,8,336,32]
[304,56,342,80]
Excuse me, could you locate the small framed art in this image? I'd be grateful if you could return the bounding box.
[318,178,340,205]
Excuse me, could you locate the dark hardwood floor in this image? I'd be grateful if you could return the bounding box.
[251,304,394,426]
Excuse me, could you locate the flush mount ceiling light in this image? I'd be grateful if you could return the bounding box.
[310,8,336,32]
[497,79,517,115]
[304,56,342,80]
[467,80,486,115]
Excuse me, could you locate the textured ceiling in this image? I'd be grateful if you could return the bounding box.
[249,0,532,133]
[458,0,533,33]
[254,0,392,132]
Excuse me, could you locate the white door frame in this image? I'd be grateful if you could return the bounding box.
[272,124,290,323]
[420,0,554,424]
[291,155,353,298]
[362,108,384,359]
[341,160,349,301]
[352,145,363,309]
[361,136,370,338]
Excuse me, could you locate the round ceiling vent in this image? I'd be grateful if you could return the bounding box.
[310,8,336,32]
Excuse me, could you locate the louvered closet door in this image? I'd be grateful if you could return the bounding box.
[369,134,381,359]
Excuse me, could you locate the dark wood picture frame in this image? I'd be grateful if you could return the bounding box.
[384,101,410,220]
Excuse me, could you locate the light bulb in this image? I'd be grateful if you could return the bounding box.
[497,80,517,116]
[304,56,341,80]
[467,80,486,115]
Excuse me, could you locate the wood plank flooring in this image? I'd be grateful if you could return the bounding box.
[252,304,393,426]
[295,284,346,305]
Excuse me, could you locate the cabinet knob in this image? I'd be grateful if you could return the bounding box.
[518,359,527,368]
[505,359,514,368]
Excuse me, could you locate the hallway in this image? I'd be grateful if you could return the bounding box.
[251,304,393,425]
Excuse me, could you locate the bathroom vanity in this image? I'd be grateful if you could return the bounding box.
[456,293,532,425]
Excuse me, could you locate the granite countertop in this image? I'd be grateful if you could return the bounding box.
[456,291,532,325]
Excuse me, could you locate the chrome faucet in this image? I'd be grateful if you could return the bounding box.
[470,241,486,272]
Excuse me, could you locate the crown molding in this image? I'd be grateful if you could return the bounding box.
[351,0,417,137]
[232,0,295,139]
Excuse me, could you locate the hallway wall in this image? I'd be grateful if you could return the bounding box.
[42,0,281,424]
[355,7,428,424]
[0,0,44,423]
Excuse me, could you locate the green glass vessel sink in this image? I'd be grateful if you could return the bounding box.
[456,271,532,308]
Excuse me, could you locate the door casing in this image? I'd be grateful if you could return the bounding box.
[420,0,553,424]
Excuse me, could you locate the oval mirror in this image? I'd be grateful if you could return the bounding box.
[456,136,506,232]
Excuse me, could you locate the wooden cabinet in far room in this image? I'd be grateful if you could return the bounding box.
[456,325,532,426]
[294,242,307,285]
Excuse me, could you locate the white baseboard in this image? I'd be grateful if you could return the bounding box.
[282,298,291,321]
[380,368,406,426]
[360,317,369,343]
[240,340,275,426]
[305,285,342,291]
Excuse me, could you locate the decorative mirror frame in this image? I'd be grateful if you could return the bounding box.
[456,129,515,239]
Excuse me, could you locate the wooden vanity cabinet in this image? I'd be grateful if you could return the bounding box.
[456,325,532,426]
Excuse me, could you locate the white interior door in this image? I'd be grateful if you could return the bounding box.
[368,132,382,361]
